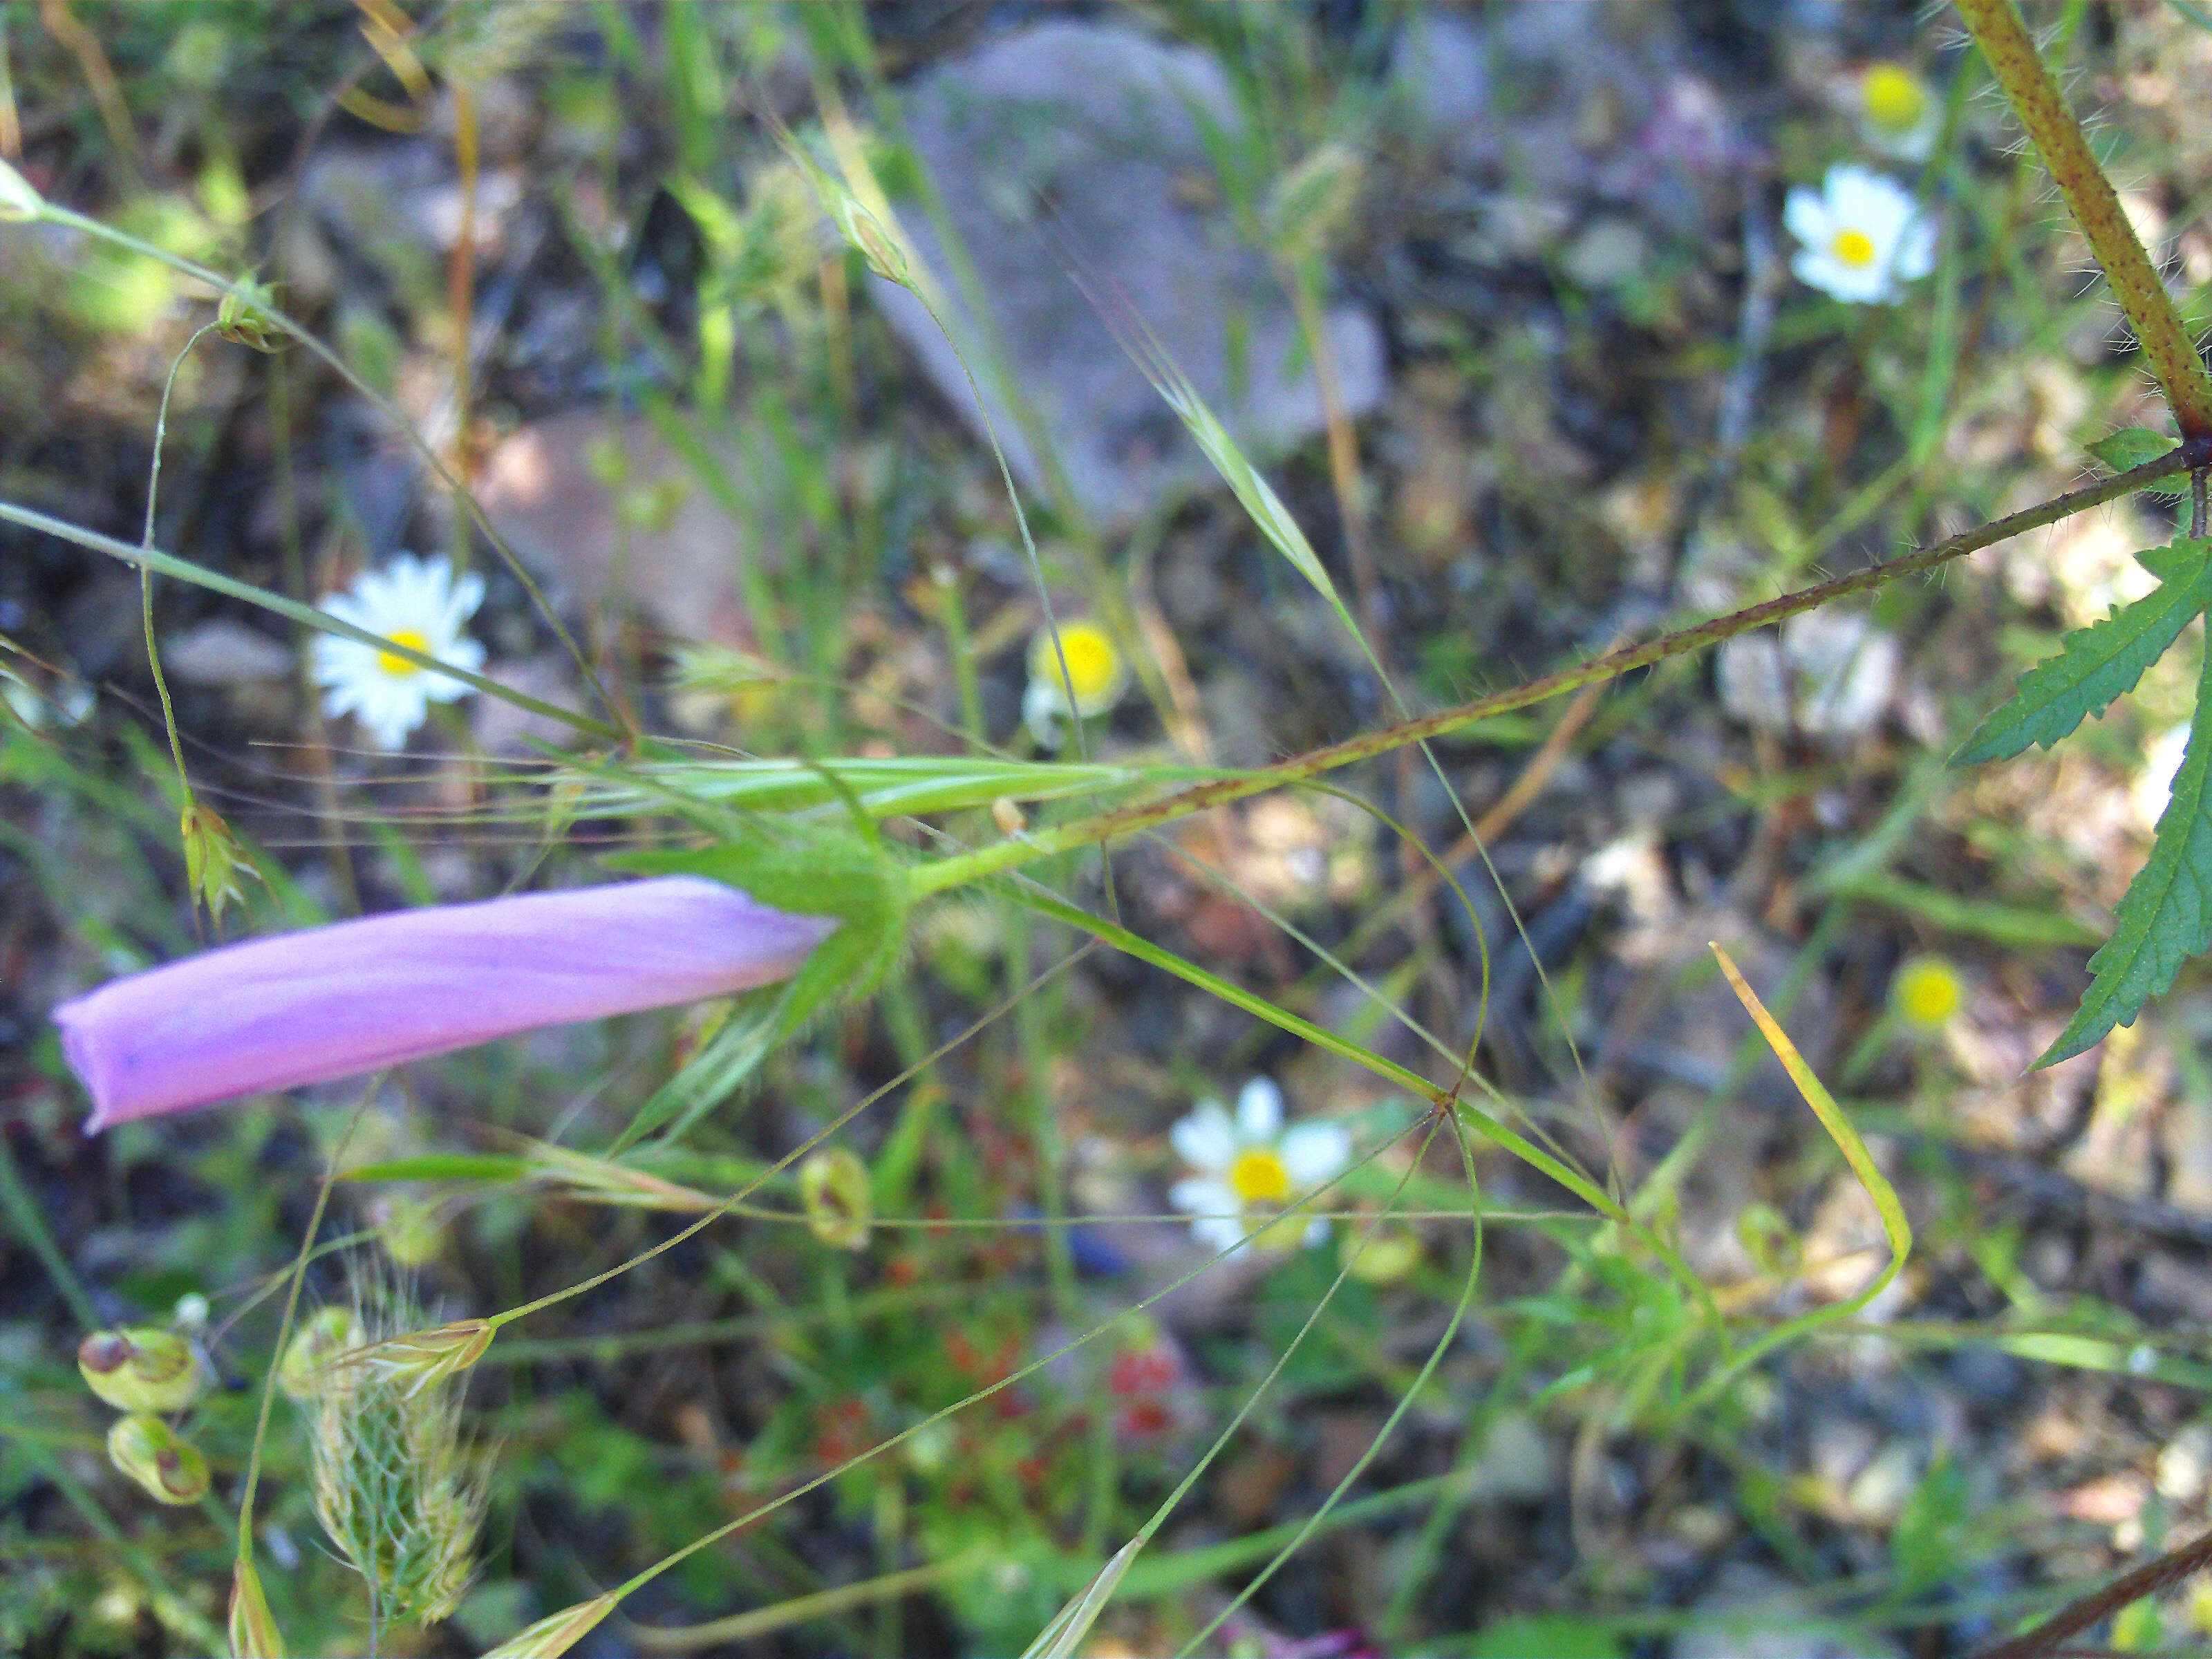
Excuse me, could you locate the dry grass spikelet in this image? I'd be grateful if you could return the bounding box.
[301,1277,490,1634]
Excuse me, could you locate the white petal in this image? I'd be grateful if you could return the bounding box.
[1281,1122,1352,1185]
[1782,187,1830,252]
[1170,1105,1236,1173]
[1792,250,1884,304]
[1301,1217,1330,1248]
[1891,217,1937,283]
[444,569,486,627]
[1824,163,1890,218]
[1236,1078,1283,1142]
[1023,677,1069,747]
[1170,1175,1235,1217]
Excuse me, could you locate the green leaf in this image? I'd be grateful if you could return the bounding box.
[338,1155,532,1185]
[2089,427,2189,496]
[563,755,1200,821]
[1468,1616,1620,1659]
[606,822,910,1146]
[2040,647,2212,1066]
[603,984,789,1153]
[1951,538,2212,765]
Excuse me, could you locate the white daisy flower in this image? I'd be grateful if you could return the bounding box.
[310,553,486,749]
[1022,619,1130,748]
[1857,62,1940,162]
[1168,1078,1351,1253]
[1784,165,1936,305]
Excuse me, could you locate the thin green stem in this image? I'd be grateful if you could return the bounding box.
[32,200,626,730]
[234,1096,368,1575]
[0,499,619,741]
[910,450,2188,897]
[139,322,223,808]
[1956,0,2212,438]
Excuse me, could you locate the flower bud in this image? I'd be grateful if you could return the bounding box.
[0,158,43,223]
[214,276,288,353]
[107,1414,209,1505]
[228,1557,286,1658]
[1891,954,1965,1032]
[181,802,256,925]
[278,1306,366,1401]
[78,1327,204,1414]
[1341,1218,1424,1285]
[800,1146,872,1250]
[480,1593,618,1658]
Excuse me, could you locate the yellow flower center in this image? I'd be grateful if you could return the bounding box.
[1229,1147,1292,1206]
[1830,228,1877,269]
[1893,956,1964,1030]
[1033,622,1123,708]
[376,627,432,677]
[1863,64,1929,135]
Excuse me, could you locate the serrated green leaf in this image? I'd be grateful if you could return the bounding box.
[605,824,909,1145]
[2038,648,2212,1067]
[2089,427,2189,496]
[1951,538,2212,765]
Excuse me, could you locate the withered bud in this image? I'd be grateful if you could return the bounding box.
[107,1414,209,1505]
[800,1146,873,1250]
[278,1305,367,1402]
[78,1327,204,1414]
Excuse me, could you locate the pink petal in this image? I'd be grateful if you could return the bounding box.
[55,878,834,1131]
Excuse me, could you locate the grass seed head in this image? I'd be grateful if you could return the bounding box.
[305,1283,489,1629]
[0,158,41,221]
[478,1593,619,1658]
[227,1557,285,1658]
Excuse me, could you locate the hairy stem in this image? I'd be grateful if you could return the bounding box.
[1956,0,2212,438]
[914,449,2189,897]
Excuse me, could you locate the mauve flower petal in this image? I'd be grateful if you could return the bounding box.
[55,877,835,1131]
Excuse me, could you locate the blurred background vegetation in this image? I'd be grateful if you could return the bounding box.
[11,2,2212,1655]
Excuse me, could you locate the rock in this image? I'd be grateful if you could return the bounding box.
[2157,1424,2212,1503]
[1563,216,1650,291]
[162,618,293,686]
[1716,611,1897,740]
[1392,7,1498,169]
[469,654,586,753]
[1396,4,1698,203]
[1467,1412,1557,1503]
[474,411,755,645]
[873,19,1383,527]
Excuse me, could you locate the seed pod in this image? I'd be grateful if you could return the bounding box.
[78,1327,204,1414]
[278,1306,367,1402]
[228,1557,286,1658]
[799,1147,872,1250]
[107,1414,209,1505]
